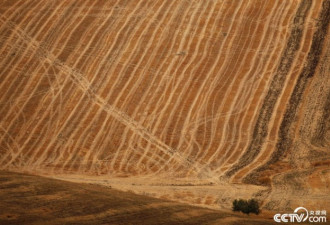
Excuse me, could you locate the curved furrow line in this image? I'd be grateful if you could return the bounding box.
[172,0,241,160]
[50,1,133,171]
[114,0,202,172]
[58,0,152,171]
[0,1,83,120]
[215,2,300,175]
[150,0,237,166]
[69,0,158,174]
[180,0,246,162]
[155,0,250,176]
[0,0,34,37]
[93,0,176,172]
[233,1,321,181]
[0,6,210,177]
[177,0,248,162]
[62,0,134,173]
[140,0,217,174]
[193,1,270,167]
[147,1,226,176]
[130,1,206,158]
[218,0,300,176]
[224,0,312,178]
[48,0,127,172]
[160,0,224,152]
[231,0,323,182]
[209,0,290,172]
[0,1,70,85]
[1,0,329,211]
[28,1,126,167]
[71,0,150,172]
[0,0,98,167]
[106,0,183,172]
[0,1,132,167]
[243,0,330,185]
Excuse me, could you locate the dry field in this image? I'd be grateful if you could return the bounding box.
[0,0,329,215]
[0,171,307,225]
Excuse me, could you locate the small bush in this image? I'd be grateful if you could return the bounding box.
[232,198,260,215]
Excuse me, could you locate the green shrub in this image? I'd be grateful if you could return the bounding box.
[232,198,260,215]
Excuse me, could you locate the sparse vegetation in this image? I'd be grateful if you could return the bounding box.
[0,171,280,225]
[232,199,260,215]
[0,0,329,217]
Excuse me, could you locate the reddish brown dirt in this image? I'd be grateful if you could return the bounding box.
[0,0,329,213]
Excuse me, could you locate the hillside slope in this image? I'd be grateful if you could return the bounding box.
[0,0,329,211]
[1,171,282,225]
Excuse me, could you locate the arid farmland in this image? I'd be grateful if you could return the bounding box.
[0,0,329,218]
[1,171,284,225]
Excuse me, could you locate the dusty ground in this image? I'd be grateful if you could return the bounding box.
[0,171,288,225]
[47,173,267,210]
[0,0,329,213]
